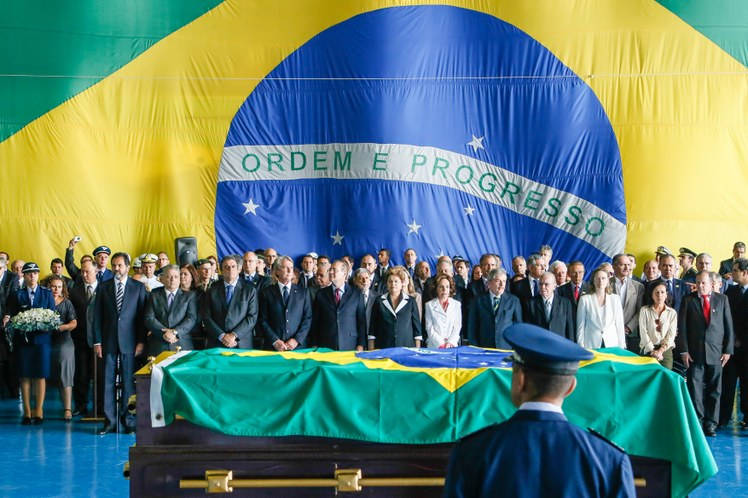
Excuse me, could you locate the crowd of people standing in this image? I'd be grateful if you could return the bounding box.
[0,238,744,438]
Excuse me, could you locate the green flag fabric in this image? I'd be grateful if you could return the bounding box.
[149,347,716,497]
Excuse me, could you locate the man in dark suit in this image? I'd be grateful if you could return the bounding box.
[468,269,523,349]
[467,253,499,298]
[360,254,379,291]
[144,265,198,356]
[297,253,318,289]
[557,261,588,311]
[202,255,258,349]
[403,248,417,278]
[0,253,20,398]
[93,252,147,434]
[445,324,635,497]
[371,248,392,294]
[719,241,746,279]
[510,253,546,316]
[259,255,312,351]
[241,251,270,291]
[352,268,378,337]
[526,272,575,341]
[311,260,366,350]
[413,261,430,295]
[677,271,734,436]
[720,258,748,428]
[40,258,73,289]
[68,260,102,416]
[646,254,688,312]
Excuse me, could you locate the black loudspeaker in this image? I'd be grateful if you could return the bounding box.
[174,237,198,266]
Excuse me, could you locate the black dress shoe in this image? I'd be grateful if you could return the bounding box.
[704,427,716,437]
[98,424,116,435]
[31,417,43,425]
[123,425,136,434]
[21,417,31,425]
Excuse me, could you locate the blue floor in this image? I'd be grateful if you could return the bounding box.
[0,397,744,497]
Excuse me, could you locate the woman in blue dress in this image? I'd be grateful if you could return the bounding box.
[5,262,56,425]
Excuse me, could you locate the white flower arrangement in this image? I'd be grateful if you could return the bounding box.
[10,308,61,333]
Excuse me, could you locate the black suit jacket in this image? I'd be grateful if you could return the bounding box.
[258,283,312,349]
[93,277,147,354]
[241,273,271,292]
[677,293,734,365]
[526,295,575,342]
[311,286,366,350]
[369,294,422,348]
[467,292,523,349]
[0,269,19,319]
[69,281,99,347]
[719,258,736,277]
[144,288,198,355]
[202,279,258,348]
[725,285,747,349]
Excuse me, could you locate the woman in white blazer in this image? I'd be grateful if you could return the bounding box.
[424,274,462,348]
[576,267,625,349]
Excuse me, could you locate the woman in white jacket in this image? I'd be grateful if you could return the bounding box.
[576,267,625,349]
[424,274,462,348]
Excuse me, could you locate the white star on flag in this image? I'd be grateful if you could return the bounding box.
[407,219,422,235]
[331,231,344,246]
[242,198,260,215]
[466,134,485,153]
[464,206,475,216]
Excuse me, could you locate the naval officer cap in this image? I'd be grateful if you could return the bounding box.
[141,253,158,264]
[655,246,672,256]
[503,323,593,376]
[93,245,111,256]
[22,262,41,273]
[679,247,697,258]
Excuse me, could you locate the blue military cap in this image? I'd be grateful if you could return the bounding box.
[93,245,111,256]
[21,262,41,273]
[503,323,593,375]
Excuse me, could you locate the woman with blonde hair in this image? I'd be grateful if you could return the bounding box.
[576,267,625,348]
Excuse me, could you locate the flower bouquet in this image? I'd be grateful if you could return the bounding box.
[8,308,62,348]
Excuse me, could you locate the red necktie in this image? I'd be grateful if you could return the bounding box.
[335,288,341,305]
[573,285,580,301]
[702,295,710,325]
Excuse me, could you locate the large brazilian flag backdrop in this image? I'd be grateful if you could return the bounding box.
[0,1,746,267]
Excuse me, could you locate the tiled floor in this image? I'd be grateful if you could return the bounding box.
[0,397,744,497]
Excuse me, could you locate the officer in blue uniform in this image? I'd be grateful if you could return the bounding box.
[444,323,635,498]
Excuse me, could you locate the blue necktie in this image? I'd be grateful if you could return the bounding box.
[226,285,234,304]
[282,286,289,306]
[492,296,500,314]
[532,279,539,296]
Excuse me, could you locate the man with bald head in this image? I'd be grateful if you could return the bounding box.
[526,272,575,341]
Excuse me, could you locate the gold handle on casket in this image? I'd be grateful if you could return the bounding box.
[178,468,445,493]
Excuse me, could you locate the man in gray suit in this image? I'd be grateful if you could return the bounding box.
[678,271,734,436]
[144,265,198,356]
[611,253,645,353]
[202,255,258,349]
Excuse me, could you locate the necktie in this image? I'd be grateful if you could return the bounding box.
[666,280,673,294]
[492,296,500,314]
[225,285,234,304]
[702,295,710,325]
[86,285,93,301]
[282,286,290,306]
[97,271,103,282]
[30,289,35,303]
[334,288,341,305]
[532,279,539,296]
[573,285,580,301]
[167,292,174,309]
[545,300,552,321]
[116,281,124,312]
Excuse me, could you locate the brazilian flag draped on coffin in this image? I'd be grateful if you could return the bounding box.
[150,346,715,497]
